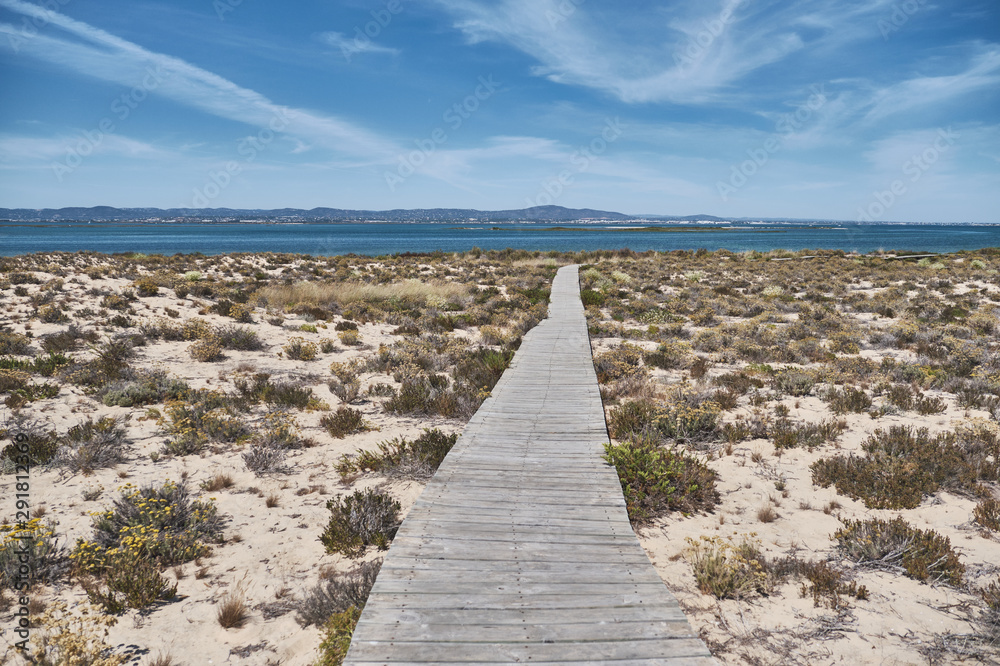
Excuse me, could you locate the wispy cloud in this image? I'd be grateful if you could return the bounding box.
[430,0,890,104]
[0,0,400,160]
[319,31,400,57]
[861,48,1000,123]
[0,133,169,163]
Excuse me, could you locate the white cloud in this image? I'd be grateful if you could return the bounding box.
[319,31,400,58]
[861,49,1000,123]
[0,0,401,160]
[0,133,169,163]
[430,0,895,104]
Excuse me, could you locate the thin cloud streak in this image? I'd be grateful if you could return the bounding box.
[0,0,400,160]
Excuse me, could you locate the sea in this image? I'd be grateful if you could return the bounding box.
[1,221,999,257]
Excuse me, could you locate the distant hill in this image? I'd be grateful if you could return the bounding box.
[0,205,635,222]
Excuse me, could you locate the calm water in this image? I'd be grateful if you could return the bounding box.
[1,222,999,257]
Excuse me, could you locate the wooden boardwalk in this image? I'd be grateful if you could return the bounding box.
[344,265,716,665]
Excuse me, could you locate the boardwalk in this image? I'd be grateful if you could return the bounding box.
[345,265,716,665]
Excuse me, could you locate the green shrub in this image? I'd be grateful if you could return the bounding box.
[974,497,1000,532]
[161,391,250,455]
[812,426,984,509]
[189,334,224,362]
[770,418,847,450]
[82,549,177,613]
[580,289,605,307]
[0,330,32,355]
[772,371,815,397]
[0,369,30,393]
[284,337,318,360]
[607,399,659,440]
[337,429,458,481]
[215,324,263,350]
[321,489,400,558]
[684,535,769,600]
[644,342,691,370]
[0,518,68,589]
[100,369,188,407]
[315,606,363,666]
[823,386,873,414]
[603,440,719,525]
[337,329,360,346]
[133,278,159,297]
[56,416,131,473]
[320,406,372,439]
[833,516,964,586]
[71,480,224,572]
[593,344,645,383]
[38,303,69,323]
[0,416,60,469]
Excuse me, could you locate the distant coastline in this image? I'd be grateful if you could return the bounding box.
[1,205,995,226]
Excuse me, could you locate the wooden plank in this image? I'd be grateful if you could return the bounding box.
[343,265,716,665]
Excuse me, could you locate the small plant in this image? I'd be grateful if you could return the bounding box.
[321,489,401,558]
[71,480,225,574]
[833,516,964,586]
[200,473,235,492]
[974,497,1000,532]
[215,324,263,350]
[56,416,131,473]
[603,440,719,525]
[82,549,178,613]
[685,535,770,600]
[338,329,361,346]
[284,337,318,360]
[100,369,188,407]
[320,406,372,439]
[823,386,873,414]
[189,334,224,362]
[337,429,458,481]
[133,278,159,297]
[296,559,382,627]
[217,587,249,629]
[0,518,68,589]
[28,601,127,665]
[812,425,985,509]
[315,606,363,666]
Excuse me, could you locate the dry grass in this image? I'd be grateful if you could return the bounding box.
[256,280,469,308]
[217,587,250,629]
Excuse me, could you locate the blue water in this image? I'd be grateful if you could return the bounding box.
[1,222,998,257]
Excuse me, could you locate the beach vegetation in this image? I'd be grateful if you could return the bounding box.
[321,488,401,557]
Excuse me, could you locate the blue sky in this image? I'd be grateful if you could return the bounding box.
[1,0,998,221]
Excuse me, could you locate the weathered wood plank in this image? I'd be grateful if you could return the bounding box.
[343,265,716,665]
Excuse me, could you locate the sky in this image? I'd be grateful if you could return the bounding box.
[0,0,998,222]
